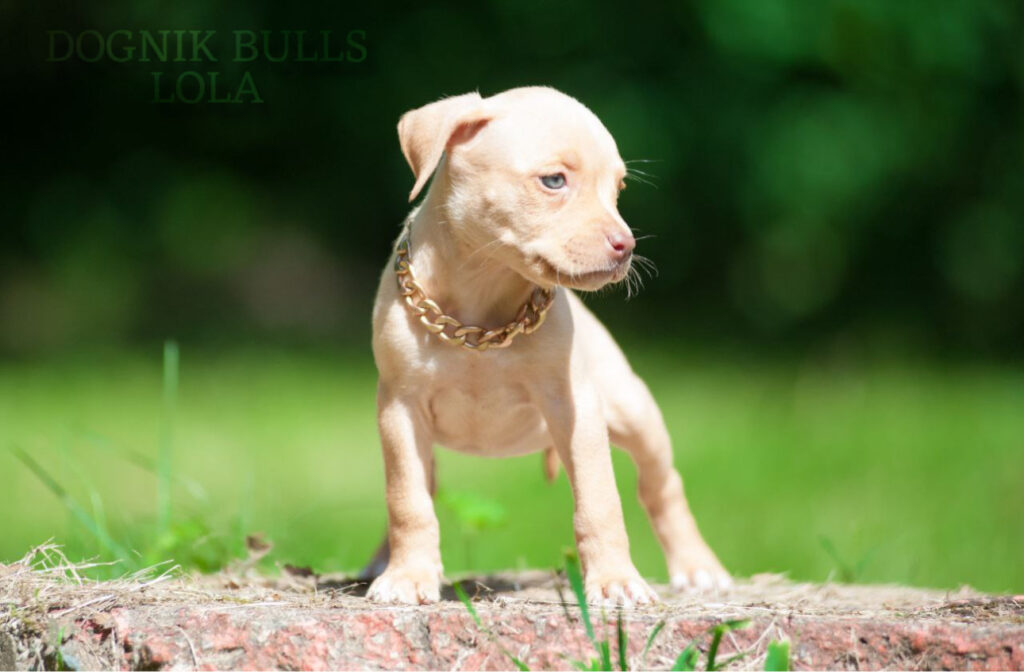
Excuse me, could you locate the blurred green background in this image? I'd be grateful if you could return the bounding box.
[2,1,1022,592]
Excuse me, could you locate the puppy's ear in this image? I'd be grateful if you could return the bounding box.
[398,92,491,202]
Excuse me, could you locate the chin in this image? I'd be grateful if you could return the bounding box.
[528,255,630,292]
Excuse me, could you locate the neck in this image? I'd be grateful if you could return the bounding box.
[405,183,537,329]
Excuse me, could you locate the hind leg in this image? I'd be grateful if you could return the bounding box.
[607,375,731,590]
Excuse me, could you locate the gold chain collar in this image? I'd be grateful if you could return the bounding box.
[394,229,555,351]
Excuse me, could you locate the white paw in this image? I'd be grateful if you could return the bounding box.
[670,567,733,592]
[366,566,441,604]
[585,571,659,607]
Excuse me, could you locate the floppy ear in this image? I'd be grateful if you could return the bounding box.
[398,92,492,202]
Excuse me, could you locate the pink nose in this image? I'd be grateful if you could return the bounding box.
[607,231,636,259]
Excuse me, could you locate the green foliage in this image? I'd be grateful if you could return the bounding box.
[158,340,177,537]
[764,640,790,672]
[563,551,597,647]
[664,619,753,671]
[2,347,1024,590]
[616,615,628,672]
[671,646,699,671]
[453,581,530,671]
[457,555,792,671]
[706,620,751,670]
[10,447,132,566]
[452,581,481,625]
[10,342,243,577]
[560,554,754,671]
[818,535,877,584]
[559,551,617,671]
[641,621,667,669]
[437,490,508,534]
[438,489,508,568]
[53,626,69,672]
[664,622,790,671]
[4,1,1024,354]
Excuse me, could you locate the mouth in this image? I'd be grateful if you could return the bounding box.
[534,254,631,291]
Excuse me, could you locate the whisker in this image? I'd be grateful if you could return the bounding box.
[636,261,657,277]
[632,254,659,278]
[626,169,659,185]
[624,173,658,189]
[624,265,644,300]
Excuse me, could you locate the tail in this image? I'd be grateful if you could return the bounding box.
[543,446,561,483]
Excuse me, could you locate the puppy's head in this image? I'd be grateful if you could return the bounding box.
[398,87,635,291]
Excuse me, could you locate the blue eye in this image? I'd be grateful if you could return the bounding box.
[540,173,566,189]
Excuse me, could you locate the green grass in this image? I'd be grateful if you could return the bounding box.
[454,552,789,671]
[1,344,1022,593]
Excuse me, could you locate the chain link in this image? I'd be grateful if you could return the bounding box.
[394,230,554,351]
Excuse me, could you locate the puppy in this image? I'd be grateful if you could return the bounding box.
[366,87,729,605]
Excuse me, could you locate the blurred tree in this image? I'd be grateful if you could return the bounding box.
[2,0,1021,354]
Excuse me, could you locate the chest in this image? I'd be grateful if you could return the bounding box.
[419,355,550,456]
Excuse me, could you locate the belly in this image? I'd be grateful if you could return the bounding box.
[428,383,550,457]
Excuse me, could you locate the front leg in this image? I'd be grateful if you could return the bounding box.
[539,381,657,607]
[366,386,442,604]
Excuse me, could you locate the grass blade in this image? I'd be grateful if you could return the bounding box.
[599,639,611,672]
[454,581,530,671]
[716,650,750,669]
[564,551,597,646]
[763,640,790,671]
[818,535,855,583]
[672,644,698,671]
[707,626,723,669]
[453,581,482,626]
[55,433,116,563]
[158,340,179,535]
[88,491,111,552]
[80,430,208,501]
[616,612,627,671]
[554,580,595,671]
[11,447,131,563]
[641,620,666,669]
[707,620,750,671]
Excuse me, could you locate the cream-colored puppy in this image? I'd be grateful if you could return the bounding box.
[367,87,728,605]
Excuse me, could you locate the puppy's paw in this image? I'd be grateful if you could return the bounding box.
[670,564,733,592]
[366,566,441,604]
[584,570,658,608]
